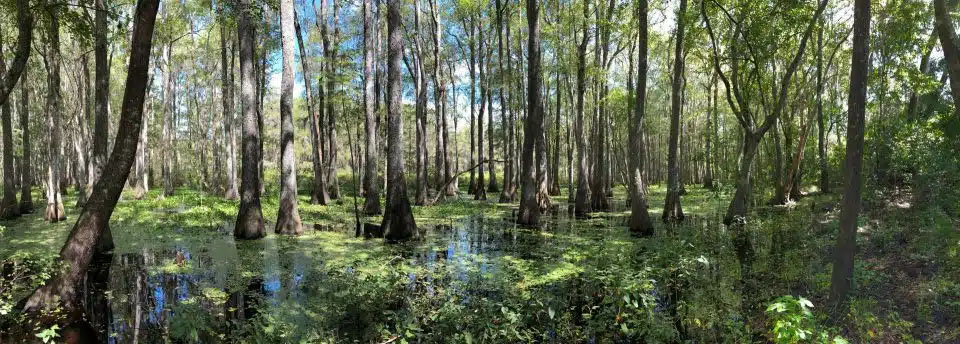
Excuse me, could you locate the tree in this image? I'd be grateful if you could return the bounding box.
[362,0,381,214]
[829,0,871,308]
[702,0,827,268]
[21,0,160,311]
[220,9,239,201]
[629,0,653,236]
[90,0,110,198]
[517,0,543,227]
[296,9,329,206]
[275,0,303,235]
[497,0,516,203]
[18,67,32,214]
[474,16,487,201]
[234,0,266,240]
[381,0,418,241]
[410,0,429,205]
[663,0,688,223]
[0,0,32,107]
[429,0,453,198]
[0,40,19,219]
[43,2,66,223]
[934,0,960,116]
[572,0,591,217]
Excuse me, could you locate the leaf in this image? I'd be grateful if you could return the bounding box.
[548,307,555,320]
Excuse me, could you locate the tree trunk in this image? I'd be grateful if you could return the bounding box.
[18,67,32,213]
[0,0,32,107]
[497,0,516,203]
[703,72,716,189]
[275,0,303,235]
[234,0,265,240]
[43,5,66,223]
[90,0,110,199]
[220,11,239,200]
[573,1,591,217]
[517,0,543,227]
[134,74,152,200]
[467,18,476,195]
[0,39,19,219]
[817,23,829,193]
[629,0,653,236]
[298,8,328,206]
[663,0,687,223]
[934,0,960,116]
[474,19,488,201]
[161,42,174,197]
[361,0,381,214]
[382,0,418,241]
[412,0,428,205]
[830,0,870,308]
[20,0,159,312]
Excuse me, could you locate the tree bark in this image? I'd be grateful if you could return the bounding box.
[517,0,543,227]
[18,67,32,214]
[474,18,488,201]
[0,0,32,107]
[43,3,66,223]
[573,1,591,217]
[381,0,418,241]
[275,0,303,235]
[629,0,654,236]
[161,41,175,197]
[362,0,381,214]
[0,38,19,219]
[663,0,687,223]
[234,0,265,240]
[220,9,239,200]
[21,0,159,312]
[497,0,516,203]
[934,0,960,116]
[830,0,870,308]
[90,0,110,199]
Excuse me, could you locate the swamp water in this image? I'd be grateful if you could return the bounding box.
[67,208,727,343]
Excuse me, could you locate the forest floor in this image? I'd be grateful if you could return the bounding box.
[1,174,958,343]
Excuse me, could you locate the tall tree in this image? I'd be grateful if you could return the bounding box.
[573,0,591,217]
[234,0,266,240]
[382,0,417,241]
[43,2,66,223]
[517,0,543,226]
[474,16,487,200]
[275,0,303,235]
[0,38,18,219]
[829,0,870,308]
[90,0,110,197]
[161,39,175,197]
[629,0,653,236]
[298,9,329,205]
[662,0,687,223]
[429,0,453,198]
[411,0,429,205]
[362,0,381,214]
[21,0,160,311]
[18,68,33,214]
[497,0,516,203]
[220,9,239,200]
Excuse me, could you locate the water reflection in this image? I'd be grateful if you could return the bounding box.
[75,213,625,343]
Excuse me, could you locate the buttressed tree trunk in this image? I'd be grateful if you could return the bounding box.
[19,68,33,214]
[663,0,687,223]
[629,0,654,236]
[381,0,418,241]
[234,0,266,240]
[0,39,19,220]
[44,3,66,223]
[275,0,303,235]
[21,0,159,312]
[573,1,591,217]
[830,0,870,308]
[362,0,381,215]
[517,0,543,227]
